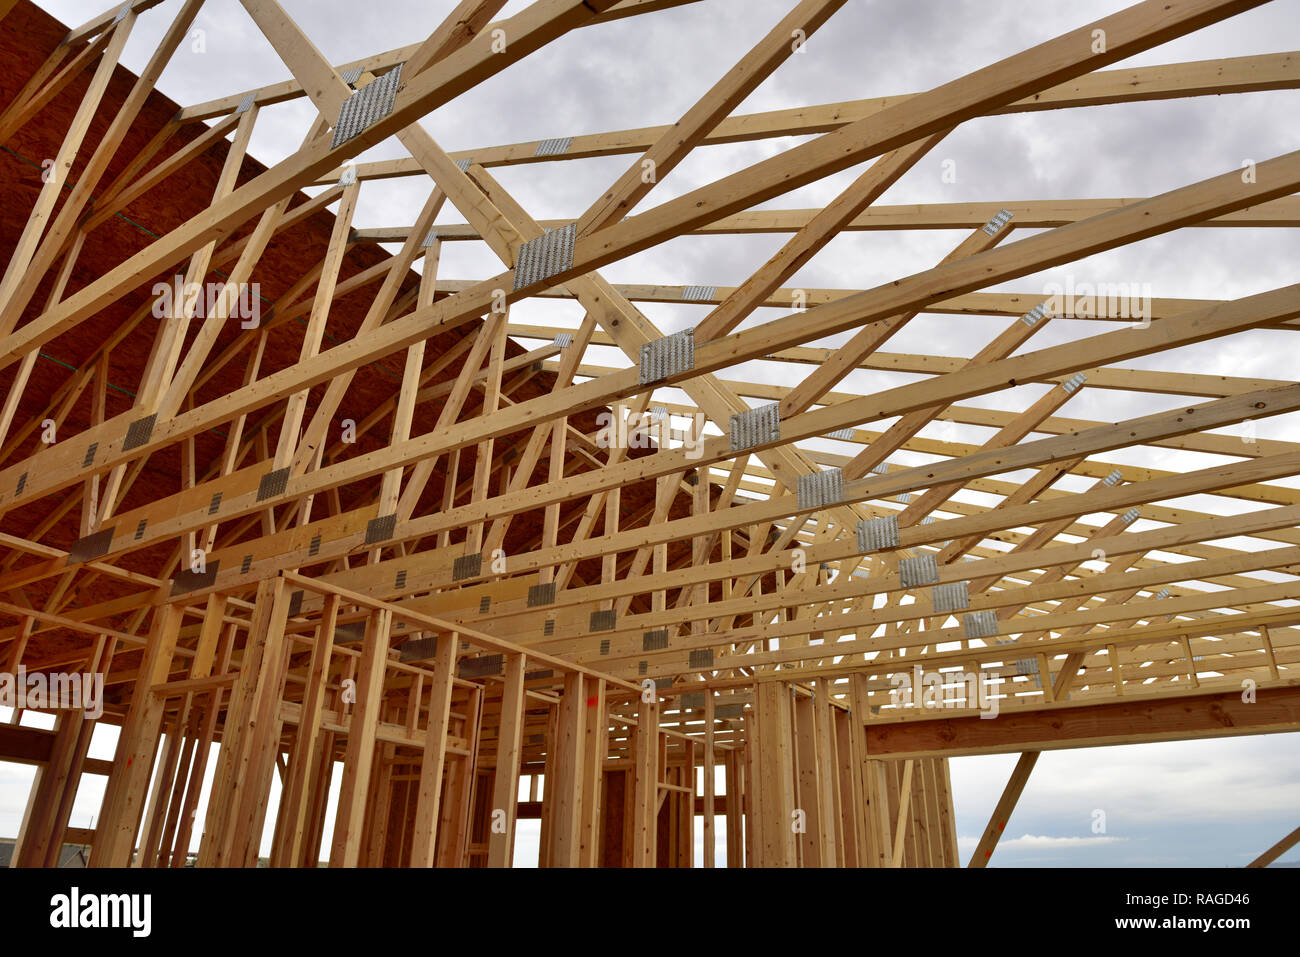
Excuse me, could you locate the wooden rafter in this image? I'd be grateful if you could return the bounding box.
[0,0,1294,870]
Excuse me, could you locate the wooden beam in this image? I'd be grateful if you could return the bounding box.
[1247,823,1300,868]
[967,751,1040,868]
[864,686,1300,758]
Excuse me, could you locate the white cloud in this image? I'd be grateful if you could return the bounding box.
[999,834,1128,850]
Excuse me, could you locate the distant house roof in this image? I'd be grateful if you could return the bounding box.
[0,837,89,867]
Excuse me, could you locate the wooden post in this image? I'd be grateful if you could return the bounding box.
[409,631,459,867]
[91,600,183,867]
[813,681,841,866]
[436,683,483,867]
[330,608,393,867]
[579,675,607,867]
[792,690,822,866]
[755,681,797,867]
[702,692,716,868]
[487,653,526,867]
[724,746,743,868]
[550,670,587,866]
[273,594,339,867]
[631,692,659,868]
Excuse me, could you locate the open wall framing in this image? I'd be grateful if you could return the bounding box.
[0,0,1297,868]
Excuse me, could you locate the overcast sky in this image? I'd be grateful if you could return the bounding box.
[9,0,1299,866]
